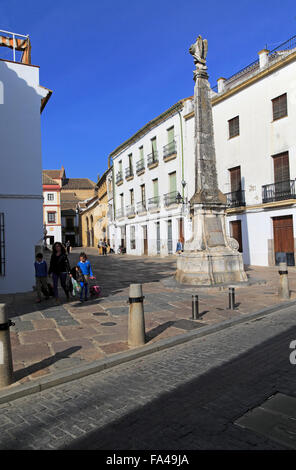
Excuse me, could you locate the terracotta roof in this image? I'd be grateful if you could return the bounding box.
[44,169,63,179]
[42,172,58,186]
[62,178,96,190]
[61,192,80,211]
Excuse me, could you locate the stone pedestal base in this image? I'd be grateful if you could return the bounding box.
[175,248,247,286]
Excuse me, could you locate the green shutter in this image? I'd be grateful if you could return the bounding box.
[139,147,144,162]
[167,127,174,143]
[152,138,157,153]
[169,172,177,193]
[153,179,159,198]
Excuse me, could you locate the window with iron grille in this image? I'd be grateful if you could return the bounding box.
[47,193,54,201]
[47,212,56,223]
[228,116,240,139]
[0,213,5,276]
[272,93,287,121]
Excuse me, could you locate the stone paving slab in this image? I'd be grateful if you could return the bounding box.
[1,251,296,390]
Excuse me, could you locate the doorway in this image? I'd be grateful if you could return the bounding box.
[273,215,295,265]
[143,225,148,255]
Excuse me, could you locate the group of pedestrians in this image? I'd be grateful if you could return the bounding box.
[97,239,114,255]
[34,242,94,304]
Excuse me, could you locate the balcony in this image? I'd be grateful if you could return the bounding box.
[126,205,135,218]
[136,160,145,175]
[163,140,177,161]
[116,171,123,185]
[164,191,178,207]
[148,196,161,211]
[137,201,147,214]
[125,167,134,180]
[147,151,159,169]
[116,208,124,219]
[262,180,296,204]
[225,190,246,208]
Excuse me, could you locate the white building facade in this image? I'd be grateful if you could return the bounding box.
[109,101,195,257]
[42,173,62,246]
[0,32,51,293]
[109,34,296,267]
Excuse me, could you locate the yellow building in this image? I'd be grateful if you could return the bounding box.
[79,169,109,251]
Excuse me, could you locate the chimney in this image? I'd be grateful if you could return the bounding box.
[217,77,226,93]
[258,49,269,68]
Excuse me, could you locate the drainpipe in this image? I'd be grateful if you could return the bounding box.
[178,110,185,200]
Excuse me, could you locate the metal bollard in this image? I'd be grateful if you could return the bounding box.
[128,284,146,347]
[279,262,290,300]
[228,287,235,310]
[192,295,199,320]
[0,303,14,388]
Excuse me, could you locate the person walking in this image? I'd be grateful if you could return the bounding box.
[66,240,71,255]
[76,252,94,302]
[176,238,184,255]
[48,242,71,303]
[98,239,103,255]
[102,240,107,256]
[34,253,49,303]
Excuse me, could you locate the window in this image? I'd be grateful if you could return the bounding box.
[153,178,159,198]
[273,152,290,183]
[47,193,54,201]
[229,167,242,192]
[47,212,56,223]
[130,226,136,250]
[128,154,133,171]
[272,93,287,121]
[167,126,174,143]
[0,213,5,276]
[151,137,157,154]
[139,146,144,162]
[130,189,134,205]
[141,184,146,203]
[169,171,177,193]
[228,116,239,139]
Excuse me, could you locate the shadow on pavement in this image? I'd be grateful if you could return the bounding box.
[13,347,81,381]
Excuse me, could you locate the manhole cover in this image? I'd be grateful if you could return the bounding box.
[101,322,117,326]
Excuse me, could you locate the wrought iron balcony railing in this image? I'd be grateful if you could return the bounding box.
[126,205,135,217]
[125,167,134,179]
[147,151,159,166]
[163,140,177,159]
[225,190,246,208]
[148,196,160,210]
[116,208,124,219]
[262,180,296,204]
[116,171,123,184]
[164,191,178,207]
[137,201,147,213]
[136,160,145,173]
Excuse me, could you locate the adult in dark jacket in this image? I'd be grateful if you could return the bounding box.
[48,242,71,302]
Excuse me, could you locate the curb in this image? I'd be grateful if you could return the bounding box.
[0,299,296,405]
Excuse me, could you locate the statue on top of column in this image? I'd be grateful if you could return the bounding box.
[189,35,208,78]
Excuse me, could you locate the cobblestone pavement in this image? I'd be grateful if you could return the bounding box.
[0,304,296,450]
[1,248,296,385]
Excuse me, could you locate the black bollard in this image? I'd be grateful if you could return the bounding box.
[192,294,199,320]
[228,287,235,310]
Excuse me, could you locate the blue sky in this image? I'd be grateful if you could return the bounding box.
[1,0,296,182]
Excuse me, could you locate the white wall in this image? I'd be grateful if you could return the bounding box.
[0,60,46,293]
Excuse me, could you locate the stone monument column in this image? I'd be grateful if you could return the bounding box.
[175,36,247,285]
